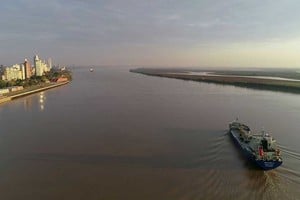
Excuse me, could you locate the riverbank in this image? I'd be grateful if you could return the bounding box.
[130,68,300,94]
[0,81,69,105]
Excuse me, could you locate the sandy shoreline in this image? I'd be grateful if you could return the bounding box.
[130,68,300,94]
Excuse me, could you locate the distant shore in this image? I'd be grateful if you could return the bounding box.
[0,81,69,105]
[130,68,300,94]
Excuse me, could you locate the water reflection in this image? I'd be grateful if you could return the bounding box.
[23,97,32,111]
[39,92,46,111]
[22,91,47,111]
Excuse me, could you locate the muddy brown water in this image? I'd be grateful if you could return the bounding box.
[0,67,299,200]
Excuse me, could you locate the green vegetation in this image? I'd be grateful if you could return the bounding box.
[0,68,72,89]
[45,68,72,81]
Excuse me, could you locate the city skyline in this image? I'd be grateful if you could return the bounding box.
[1,0,300,68]
[0,54,52,81]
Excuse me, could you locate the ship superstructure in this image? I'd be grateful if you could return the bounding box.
[229,120,282,170]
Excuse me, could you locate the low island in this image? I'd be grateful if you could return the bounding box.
[130,68,300,94]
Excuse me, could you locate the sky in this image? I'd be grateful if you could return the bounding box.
[1,0,300,68]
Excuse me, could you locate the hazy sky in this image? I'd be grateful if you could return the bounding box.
[1,0,300,68]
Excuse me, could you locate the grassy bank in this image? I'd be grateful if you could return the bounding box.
[130,68,300,94]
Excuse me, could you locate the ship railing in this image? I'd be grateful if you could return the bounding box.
[252,134,264,136]
[264,152,280,161]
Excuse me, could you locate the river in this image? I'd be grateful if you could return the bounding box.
[0,67,299,200]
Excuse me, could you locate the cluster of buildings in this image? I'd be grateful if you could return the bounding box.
[0,86,24,95]
[0,55,52,81]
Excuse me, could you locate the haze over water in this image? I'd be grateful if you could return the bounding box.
[0,67,300,200]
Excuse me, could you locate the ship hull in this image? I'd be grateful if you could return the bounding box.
[229,129,282,170]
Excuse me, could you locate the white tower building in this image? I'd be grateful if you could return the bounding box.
[34,55,48,76]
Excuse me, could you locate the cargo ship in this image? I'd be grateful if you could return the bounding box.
[229,119,282,170]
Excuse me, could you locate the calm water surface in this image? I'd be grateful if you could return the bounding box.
[0,67,300,200]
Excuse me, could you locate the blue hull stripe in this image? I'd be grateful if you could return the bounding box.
[230,130,282,170]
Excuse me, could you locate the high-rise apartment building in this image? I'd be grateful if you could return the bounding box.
[24,59,32,79]
[34,55,49,76]
[48,58,52,70]
[3,64,25,81]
